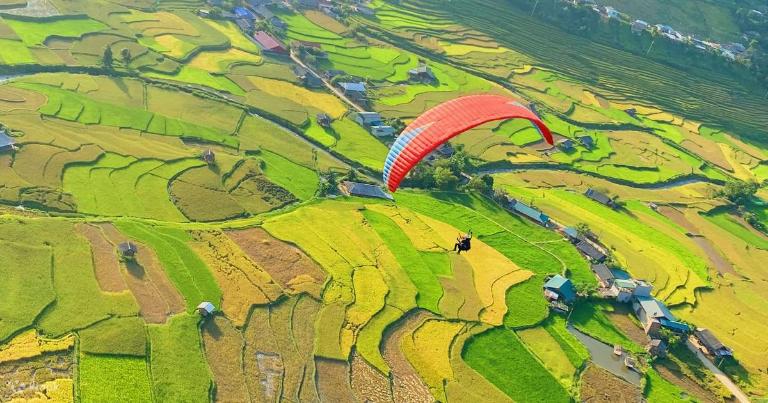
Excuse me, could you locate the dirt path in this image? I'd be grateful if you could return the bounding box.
[658,206,734,275]
[686,339,750,403]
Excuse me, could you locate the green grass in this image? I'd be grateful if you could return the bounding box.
[0,241,54,341]
[543,315,590,368]
[363,209,445,313]
[14,82,237,147]
[258,150,319,201]
[705,211,768,250]
[396,191,569,274]
[79,317,147,356]
[144,66,245,96]
[570,301,643,353]
[645,367,696,402]
[0,38,34,64]
[79,354,153,403]
[115,221,222,312]
[327,118,388,171]
[148,314,211,402]
[502,277,549,329]
[4,16,107,46]
[463,327,570,402]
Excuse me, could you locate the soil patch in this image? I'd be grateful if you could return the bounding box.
[605,304,649,347]
[655,364,719,403]
[76,223,127,292]
[381,310,433,403]
[315,357,355,403]
[579,364,643,403]
[227,228,326,298]
[243,305,282,402]
[350,351,393,403]
[99,223,185,323]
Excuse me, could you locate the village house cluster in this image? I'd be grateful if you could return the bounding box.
[571,0,754,62]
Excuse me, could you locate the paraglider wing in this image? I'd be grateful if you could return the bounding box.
[383,95,554,192]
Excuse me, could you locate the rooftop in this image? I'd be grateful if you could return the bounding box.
[585,188,614,206]
[694,328,726,350]
[613,279,636,289]
[253,31,283,51]
[0,130,14,148]
[342,181,393,200]
[576,241,606,261]
[511,200,549,224]
[636,296,675,321]
[339,82,366,92]
[591,263,614,282]
[543,274,576,301]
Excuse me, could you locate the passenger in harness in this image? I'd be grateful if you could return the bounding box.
[453,230,472,254]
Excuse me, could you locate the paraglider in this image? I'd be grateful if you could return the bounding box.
[453,230,472,254]
[383,95,554,192]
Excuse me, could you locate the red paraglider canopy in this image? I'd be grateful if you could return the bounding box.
[383,95,554,192]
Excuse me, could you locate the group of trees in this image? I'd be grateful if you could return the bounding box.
[403,147,493,192]
[102,47,132,70]
[716,179,766,232]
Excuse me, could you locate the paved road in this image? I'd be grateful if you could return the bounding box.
[686,339,750,403]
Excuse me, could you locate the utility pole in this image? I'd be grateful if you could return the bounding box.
[646,39,655,56]
[531,0,540,16]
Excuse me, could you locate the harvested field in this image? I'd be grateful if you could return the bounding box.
[0,348,73,401]
[201,316,249,403]
[350,351,393,403]
[227,227,326,298]
[98,223,185,323]
[77,223,127,293]
[243,305,282,402]
[381,311,434,403]
[579,364,643,403]
[658,206,734,275]
[315,357,356,403]
[190,230,282,326]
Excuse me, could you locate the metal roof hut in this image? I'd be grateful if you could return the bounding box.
[201,149,215,165]
[117,241,138,259]
[197,301,216,317]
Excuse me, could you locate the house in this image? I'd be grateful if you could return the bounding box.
[201,149,215,164]
[324,69,345,80]
[563,227,581,243]
[624,108,637,118]
[233,6,255,19]
[316,113,332,128]
[297,0,319,8]
[603,6,620,19]
[354,111,381,127]
[694,328,733,358]
[435,143,454,157]
[339,82,367,101]
[270,16,287,31]
[646,339,668,358]
[631,19,649,34]
[508,199,550,227]
[197,301,216,316]
[591,263,614,288]
[370,125,396,137]
[0,130,15,153]
[543,274,576,303]
[408,63,436,83]
[356,4,375,15]
[117,241,138,259]
[578,135,594,149]
[655,24,674,35]
[611,278,652,302]
[253,31,287,53]
[576,241,606,262]
[557,138,575,151]
[585,188,617,208]
[633,296,690,335]
[293,66,323,88]
[722,42,746,54]
[252,4,275,20]
[340,181,393,200]
[235,18,254,33]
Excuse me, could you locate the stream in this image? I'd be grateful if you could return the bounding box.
[567,326,643,386]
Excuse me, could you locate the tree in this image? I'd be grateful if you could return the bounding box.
[102,46,113,69]
[433,166,459,190]
[466,174,493,193]
[120,48,131,67]
[717,180,759,206]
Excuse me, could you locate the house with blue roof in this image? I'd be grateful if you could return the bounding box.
[543,274,576,303]
[633,296,689,335]
[508,198,550,227]
[0,129,15,153]
[233,6,255,19]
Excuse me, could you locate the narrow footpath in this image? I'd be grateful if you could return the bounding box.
[289,51,365,113]
[686,340,750,403]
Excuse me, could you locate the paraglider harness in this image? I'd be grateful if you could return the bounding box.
[453,230,472,254]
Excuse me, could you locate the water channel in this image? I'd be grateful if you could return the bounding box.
[568,326,643,386]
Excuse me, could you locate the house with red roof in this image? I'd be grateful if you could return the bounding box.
[253,31,286,53]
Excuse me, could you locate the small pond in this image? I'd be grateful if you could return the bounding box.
[568,326,643,386]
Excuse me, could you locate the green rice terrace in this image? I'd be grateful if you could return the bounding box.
[0,0,766,401]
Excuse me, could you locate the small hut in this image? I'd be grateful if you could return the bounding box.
[117,241,138,259]
[316,113,332,128]
[201,149,215,165]
[197,301,215,317]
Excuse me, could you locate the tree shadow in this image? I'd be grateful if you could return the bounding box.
[124,259,146,279]
[202,316,222,340]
